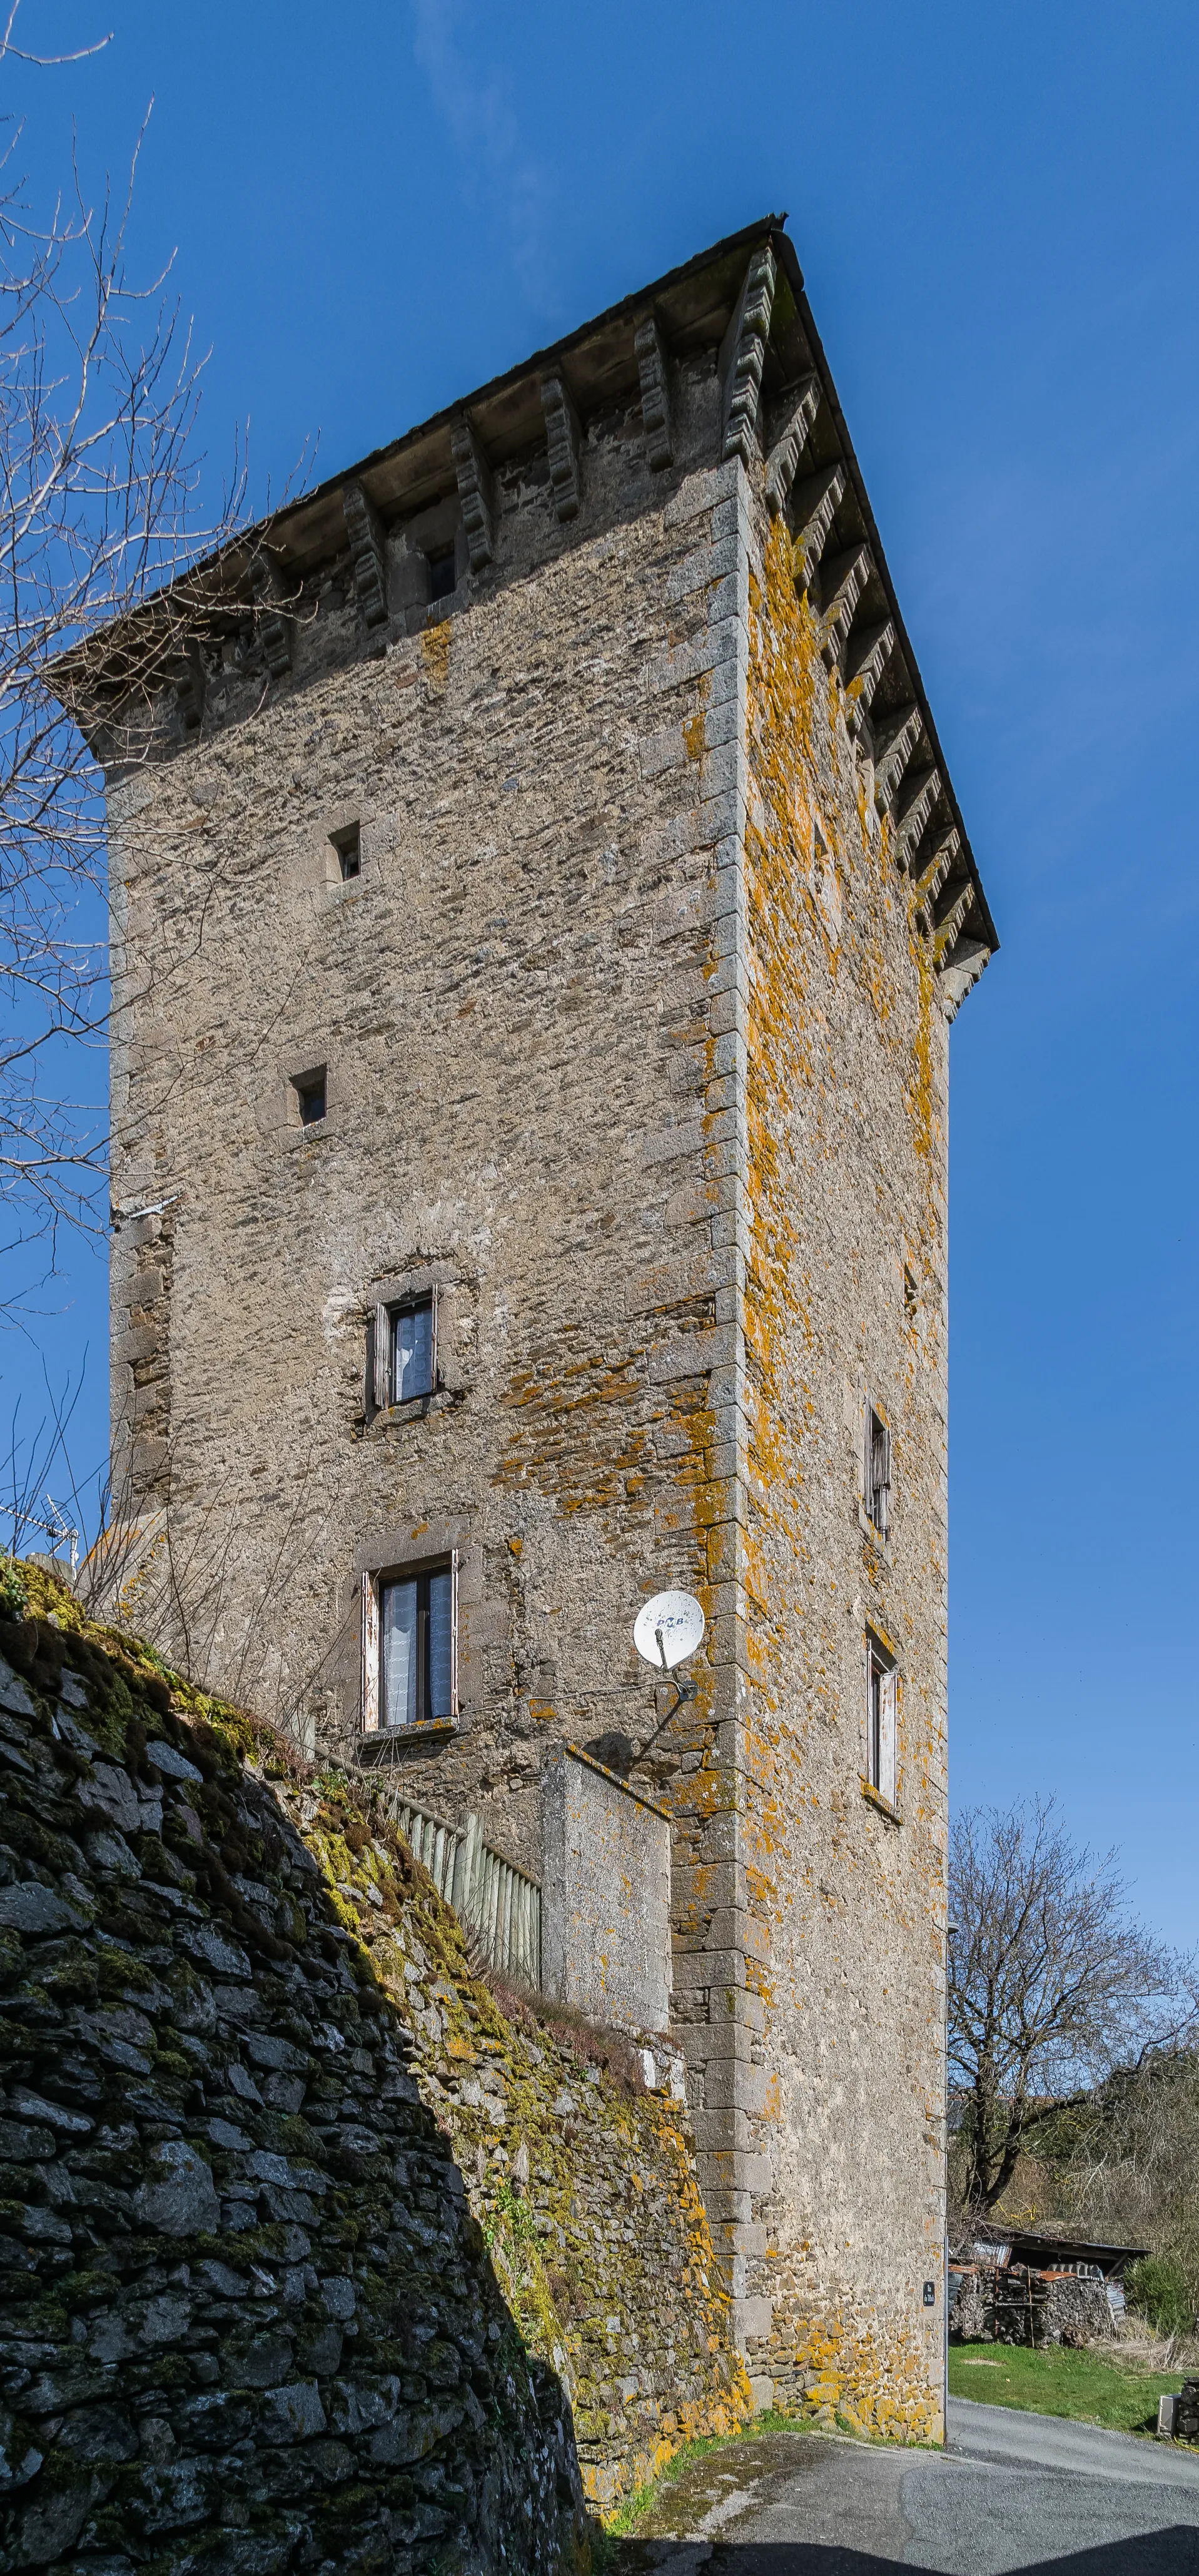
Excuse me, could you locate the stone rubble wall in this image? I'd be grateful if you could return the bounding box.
[948,2264,1116,2348]
[0,1570,749,2576]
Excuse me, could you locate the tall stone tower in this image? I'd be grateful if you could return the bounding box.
[86,218,994,2438]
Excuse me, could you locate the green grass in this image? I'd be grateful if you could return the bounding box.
[949,2340,1184,2437]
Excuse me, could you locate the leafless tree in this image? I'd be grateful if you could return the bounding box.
[0,11,250,1294]
[948,1798,1188,2211]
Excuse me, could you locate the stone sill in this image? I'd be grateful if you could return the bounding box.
[859,1778,902,1826]
[361,1719,458,1751]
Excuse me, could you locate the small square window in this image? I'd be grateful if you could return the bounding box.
[866,1635,897,1805]
[331,822,360,881]
[294,1067,326,1126]
[363,1558,456,1731]
[427,546,456,601]
[865,1405,891,1535]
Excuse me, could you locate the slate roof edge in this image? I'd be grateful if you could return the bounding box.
[769,228,998,958]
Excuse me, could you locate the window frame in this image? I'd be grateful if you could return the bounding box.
[864,1400,891,1537]
[369,1290,437,1413]
[864,1629,898,1808]
[361,1549,458,1735]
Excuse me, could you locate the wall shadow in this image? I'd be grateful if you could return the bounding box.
[605,2536,1199,2573]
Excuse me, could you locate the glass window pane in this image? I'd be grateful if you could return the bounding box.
[428,1567,453,1720]
[393,1301,433,1401]
[381,1579,418,1728]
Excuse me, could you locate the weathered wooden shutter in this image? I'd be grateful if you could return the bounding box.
[360,1572,379,1733]
[372,1304,392,1412]
[883,1667,898,1805]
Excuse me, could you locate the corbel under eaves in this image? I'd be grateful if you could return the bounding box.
[893,766,943,873]
[541,375,582,522]
[939,932,991,1021]
[634,314,674,470]
[791,463,846,591]
[343,480,389,628]
[819,542,874,666]
[845,620,895,733]
[721,243,777,467]
[873,702,923,812]
[246,547,293,678]
[450,414,495,570]
[173,641,205,733]
[932,881,976,965]
[764,374,821,516]
[912,827,959,927]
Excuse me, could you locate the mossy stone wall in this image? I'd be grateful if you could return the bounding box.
[0,1572,748,2575]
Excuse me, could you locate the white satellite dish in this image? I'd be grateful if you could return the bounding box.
[634,1589,706,1673]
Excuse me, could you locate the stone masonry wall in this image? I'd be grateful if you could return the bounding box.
[101,410,766,2319]
[539,1747,671,2038]
[0,1567,749,2576]
[723,500,951,2438]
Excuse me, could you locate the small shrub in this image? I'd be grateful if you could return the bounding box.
[1126,2254,1193,2338]
[0,1558,28,1620]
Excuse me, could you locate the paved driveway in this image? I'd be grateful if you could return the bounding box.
[612,2398,1199,2572]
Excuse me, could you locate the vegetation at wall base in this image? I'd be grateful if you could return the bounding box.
[601,2413,821,2541]
[949,2341,1186,2437]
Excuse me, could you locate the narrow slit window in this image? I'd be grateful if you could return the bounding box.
[331,822,360,880]
[380,1563,454,1728]
[294,1067,326,1126]
[427,546,456,601]
[865,1405,891,1535]
[866,1636,897,1805]
[393,1297,434,1402]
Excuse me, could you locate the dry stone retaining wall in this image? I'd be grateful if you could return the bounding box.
[0,1569,749,2576]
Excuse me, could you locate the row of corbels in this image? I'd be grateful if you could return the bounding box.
[211,248,986,1005]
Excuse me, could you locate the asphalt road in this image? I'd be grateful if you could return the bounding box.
[613,2398,1199,2573]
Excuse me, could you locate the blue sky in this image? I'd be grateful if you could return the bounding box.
[3,2,1198,1948]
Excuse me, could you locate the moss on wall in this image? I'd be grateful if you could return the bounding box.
[0,1564,747,2575]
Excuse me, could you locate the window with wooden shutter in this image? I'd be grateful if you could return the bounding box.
[865,1632,898,1806]
[365,1550,458,1733]
[360,1571,380,1732]
[367,1292,437,1414]
[371,1305,391,1412]
[866,1404,891,1536]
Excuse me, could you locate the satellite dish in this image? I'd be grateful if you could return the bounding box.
[634,1589,706,1673]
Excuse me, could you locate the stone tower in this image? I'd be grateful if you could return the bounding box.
[84,217,994,2437]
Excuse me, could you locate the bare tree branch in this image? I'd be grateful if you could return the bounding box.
[0,41,251,1301]
[948,1798,1190,2210]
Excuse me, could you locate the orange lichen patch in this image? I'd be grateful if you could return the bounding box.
[493,1341,650,1510]
[761,2298,943,2445]
[682,708,706,763]
[904,912,939,1171]
[420,620,452,690]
